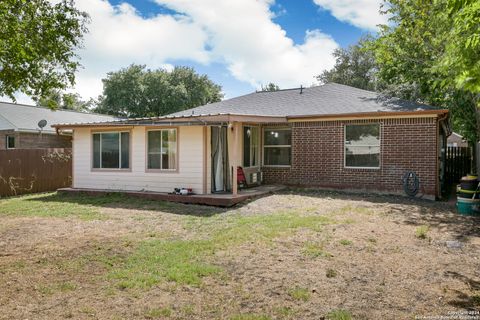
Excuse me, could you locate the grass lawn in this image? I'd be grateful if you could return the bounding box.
[0,190,479,319]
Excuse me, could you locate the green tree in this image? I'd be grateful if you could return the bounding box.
[439,0,480,94]
[261,83,280,91]
[0,0,88,103]
[374,0,479,144]
[374,0,449,104]
[438,0,480,143]
[317,36,378,91]
[37,90,94,112]
[95,65,223,117]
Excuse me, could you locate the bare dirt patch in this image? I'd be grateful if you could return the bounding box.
[0,190,479,319]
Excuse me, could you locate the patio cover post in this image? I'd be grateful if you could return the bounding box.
[232,121,241,195]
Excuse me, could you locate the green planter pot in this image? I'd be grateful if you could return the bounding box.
[456,197,480,216]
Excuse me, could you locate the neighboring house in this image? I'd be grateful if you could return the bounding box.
[53,83,450,200]
[0,102,116,150]
[447,132,468,147]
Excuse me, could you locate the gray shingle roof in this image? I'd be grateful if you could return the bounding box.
[0,102,117,133]
[169,83,438,118]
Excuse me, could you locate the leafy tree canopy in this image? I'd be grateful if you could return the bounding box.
[37,90,94,112]
[94,65,223,118]
[374,0,450,105]
[438,0,480,93]
[374,0,479,143]
[317,35,379,91]
[261,83,280,91]
[319,0,480,143]
[0,0,88,103]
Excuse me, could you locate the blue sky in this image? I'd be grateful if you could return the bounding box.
[109,0,365,47]
[52,0,386,102]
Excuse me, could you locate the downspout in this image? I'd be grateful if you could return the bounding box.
[438,112,450,199]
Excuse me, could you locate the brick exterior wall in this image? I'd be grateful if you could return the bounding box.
[0,130,71,150]
[262,117,439,198]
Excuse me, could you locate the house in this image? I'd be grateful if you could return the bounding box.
[0,102,116,150]
[52,83,450,201]
[447,132,468,148]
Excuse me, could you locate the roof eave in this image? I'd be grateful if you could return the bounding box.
[287,109,449,121]
[16,128,58,134]
[52,113,288,129]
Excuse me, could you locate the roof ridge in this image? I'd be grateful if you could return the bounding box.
[255,87,304,93]
[253,83,353,94]
[0,101,113,117]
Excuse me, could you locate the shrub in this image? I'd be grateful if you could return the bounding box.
[415,225,429,239]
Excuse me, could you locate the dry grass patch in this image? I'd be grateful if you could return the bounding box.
[1,190,479,320]
[302,241,333,258]
[144,307,172,318]
[287,287,311,301]
[109,211,336,289]
[326,309,352,320]
[230,314,272,320]
[339,239,352,246]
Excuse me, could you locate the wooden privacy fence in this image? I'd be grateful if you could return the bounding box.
[445,146,472,183]
[0,148,72,198]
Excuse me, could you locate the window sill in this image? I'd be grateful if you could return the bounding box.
[344,166,380,170]
[145,169,179,173]
[243,165,261,169]
[262,165,291,168]
[91,168,132,172]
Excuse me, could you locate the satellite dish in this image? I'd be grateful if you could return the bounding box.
[38,119,47,130]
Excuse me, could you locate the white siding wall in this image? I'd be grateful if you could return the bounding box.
[73,126,206,194]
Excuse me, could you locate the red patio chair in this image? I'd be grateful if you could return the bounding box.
[237,166,248,189]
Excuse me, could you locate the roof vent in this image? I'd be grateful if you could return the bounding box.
[300,85,303,94]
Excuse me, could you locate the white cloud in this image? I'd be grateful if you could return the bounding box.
[44,0,339,101]
[154,0,339,89]
[160,63,175,73]
[72,0,209,99]
[313,0,388,30]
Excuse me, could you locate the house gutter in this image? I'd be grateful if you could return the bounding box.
[437,112,451,137]
[287,109,449,122]
[51,114,287,130]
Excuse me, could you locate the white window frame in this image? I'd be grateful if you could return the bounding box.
[344,123,381,169]
[92,131,130,170]
[262,127,292,167]
[146,128,178,172]
[6,135,15,149]
[243,125,260,168]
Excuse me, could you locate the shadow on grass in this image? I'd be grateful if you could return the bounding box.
[21,187,480,239]
[277,188,480,241]
[445,271,480,309]
[25,192,230,217]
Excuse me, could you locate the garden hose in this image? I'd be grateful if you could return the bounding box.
[402,171,420,197]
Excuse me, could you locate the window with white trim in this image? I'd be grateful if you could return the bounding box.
[6,135,15,149]
[263,128,292,166]
[344,124,380,168]
[92,132,130,169]
[243,126,260,167]
[147,129,177,170]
